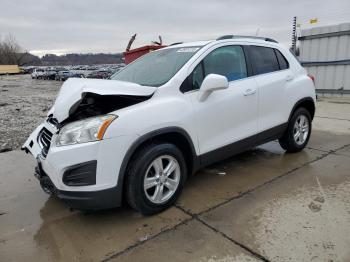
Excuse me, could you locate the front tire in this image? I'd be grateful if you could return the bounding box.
[279,107,312,153]
[125,143,187,215]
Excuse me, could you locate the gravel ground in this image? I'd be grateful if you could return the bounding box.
[0,74,61,152]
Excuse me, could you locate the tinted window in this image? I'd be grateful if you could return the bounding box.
[250,46,279,75]
[275,49,289,70]
[203,46,247,81]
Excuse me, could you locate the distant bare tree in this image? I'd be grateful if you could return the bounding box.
[0,33,25,65]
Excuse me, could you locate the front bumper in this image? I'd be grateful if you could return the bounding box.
[23,121,138,210]
[35,160,121,210]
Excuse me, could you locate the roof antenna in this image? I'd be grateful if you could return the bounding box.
[255,28,260,36]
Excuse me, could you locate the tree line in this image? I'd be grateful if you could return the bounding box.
[0,34,124,66]
[0,34,25,65]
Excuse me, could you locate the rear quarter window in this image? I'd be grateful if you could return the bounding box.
[249,46,279,75]
[274,49,289,70]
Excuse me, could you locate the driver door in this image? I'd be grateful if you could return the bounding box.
[185,45,259,163]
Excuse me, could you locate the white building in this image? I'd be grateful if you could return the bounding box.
[298,23,350,95]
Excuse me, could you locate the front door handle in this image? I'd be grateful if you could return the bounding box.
[244,88,256,96]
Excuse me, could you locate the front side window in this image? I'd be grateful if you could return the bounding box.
[250,46,279,75]
[203,46,247,82]
[111,46,201,87]
[180,45,247,92]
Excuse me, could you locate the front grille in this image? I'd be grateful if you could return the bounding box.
[47,116,59,128]
[38,127,53,157]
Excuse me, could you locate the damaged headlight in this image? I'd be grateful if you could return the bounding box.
[56,115,117,146]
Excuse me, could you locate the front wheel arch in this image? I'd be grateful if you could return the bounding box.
[117,127,198,204]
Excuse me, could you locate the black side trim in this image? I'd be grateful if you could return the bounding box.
[62,160,97,186]
[199,123,287,167]
[257,123,288,145]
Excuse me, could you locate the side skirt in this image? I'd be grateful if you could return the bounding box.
[199,123,287,167]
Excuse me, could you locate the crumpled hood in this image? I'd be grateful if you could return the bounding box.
[50,78,157,122]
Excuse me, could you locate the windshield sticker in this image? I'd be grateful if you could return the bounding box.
[177,47,200,53]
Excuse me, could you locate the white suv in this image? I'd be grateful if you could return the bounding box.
[23,36,316,215]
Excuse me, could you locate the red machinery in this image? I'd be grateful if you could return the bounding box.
[124,34,166,64]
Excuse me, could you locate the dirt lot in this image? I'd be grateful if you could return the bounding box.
[0,74,60,151]
[0,76,350,261]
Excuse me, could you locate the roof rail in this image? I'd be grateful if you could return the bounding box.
[169,42,183,46]
[216,35,278,43]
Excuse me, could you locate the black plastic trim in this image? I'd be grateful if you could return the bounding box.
[288,97,315,121]
[56,187,121,211]
[62,160,97,186]
[199,123,287,166]
[216,35,278,43]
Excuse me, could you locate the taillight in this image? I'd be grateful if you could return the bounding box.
[308,74,315,86]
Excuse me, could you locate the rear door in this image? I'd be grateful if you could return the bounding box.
[247,46,291,133]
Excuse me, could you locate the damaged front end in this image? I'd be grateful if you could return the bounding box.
[22,78,155,158]
[21,78,156,209]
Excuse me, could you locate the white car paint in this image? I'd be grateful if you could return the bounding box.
[23,37,316,198]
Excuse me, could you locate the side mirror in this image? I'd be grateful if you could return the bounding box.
[198,74,229,102]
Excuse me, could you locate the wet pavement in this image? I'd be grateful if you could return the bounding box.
[0,97,350,261]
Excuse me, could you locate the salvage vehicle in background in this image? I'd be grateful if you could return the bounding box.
[31,68,45,79]
[87,69,114,79]
[42,70,57,80]
[23,35,316,215]
[55,70,84,81]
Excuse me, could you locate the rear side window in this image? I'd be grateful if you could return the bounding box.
[249,46,279,75]
[274,49,289,70]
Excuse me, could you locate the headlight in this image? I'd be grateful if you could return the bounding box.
[56,115,117,146]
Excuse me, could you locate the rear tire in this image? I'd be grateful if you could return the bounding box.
[125,143,187,215]
[279,107,312,153]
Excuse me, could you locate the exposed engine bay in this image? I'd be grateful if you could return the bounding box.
[59,92,151,125]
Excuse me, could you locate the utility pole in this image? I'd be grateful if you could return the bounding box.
[291,16,297,54]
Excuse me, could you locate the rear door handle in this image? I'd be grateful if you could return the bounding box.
[286,75,294,82]
[243,88,256,96]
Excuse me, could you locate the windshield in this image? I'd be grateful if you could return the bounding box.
[111,46,201,87]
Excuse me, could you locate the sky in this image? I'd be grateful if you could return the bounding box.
[1,0,349,57]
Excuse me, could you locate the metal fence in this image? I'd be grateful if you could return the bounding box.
[298,23,350,94]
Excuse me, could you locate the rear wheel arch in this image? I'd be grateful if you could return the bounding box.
[288,97,315,122]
